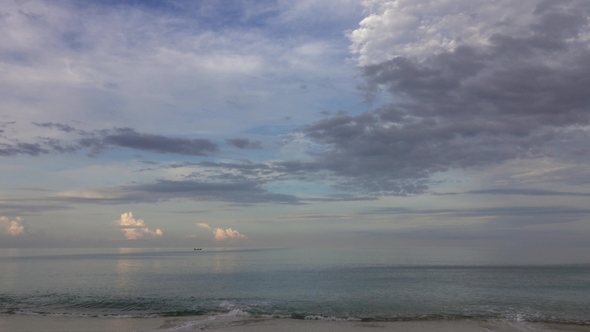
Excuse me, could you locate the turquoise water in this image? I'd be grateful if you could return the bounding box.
[0,248,589,323]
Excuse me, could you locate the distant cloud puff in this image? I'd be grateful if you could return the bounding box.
[114,212,163,240]
[197,222,246,241]
[0,216,26,236]
[213,228,246,241]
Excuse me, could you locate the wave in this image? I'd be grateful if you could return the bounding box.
[1,294,588,325]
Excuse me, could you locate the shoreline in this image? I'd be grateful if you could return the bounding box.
[2,314,590,332]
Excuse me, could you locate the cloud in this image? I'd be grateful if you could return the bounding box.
[0,203,71,216]
[196,222,246,241]
[226,138,262,149]
[0,125,219,157]
[51,179,301,205]
[294,0,590,196]
[102,128,218,156]
[359,205,590,227]
[0,142,48,157]
[349,0,542,65]
[213,227,246,241]
[113,212,163,240]
[27,123,218,157]
[365,205,590,217]
[0,0,355,148]
[32,122,77,133]
[197,223,212,230]
[0,216,26,236]
[468,189,590,197]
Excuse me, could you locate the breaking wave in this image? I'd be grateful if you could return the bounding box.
[1,294,588,326]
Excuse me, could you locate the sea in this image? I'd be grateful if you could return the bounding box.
[0,247,589,331]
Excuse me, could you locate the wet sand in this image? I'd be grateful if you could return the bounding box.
[1,315,590,332]
[0,315,170,332]
[191,318,590,332]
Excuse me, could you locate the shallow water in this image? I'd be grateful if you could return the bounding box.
[1,247,589,325]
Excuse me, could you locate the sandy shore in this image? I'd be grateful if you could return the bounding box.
[0,315,170,332]
[1,315,589,332]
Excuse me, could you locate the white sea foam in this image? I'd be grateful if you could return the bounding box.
[218,300,235,309]
[156,305,254,331]
[220,308,250,317]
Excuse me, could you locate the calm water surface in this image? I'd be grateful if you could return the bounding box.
[0,247,589,323]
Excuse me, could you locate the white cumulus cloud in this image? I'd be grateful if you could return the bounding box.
[0,216,26,236]
[213,228,246,241]
[113,212,163,240]
[197,222,246,241]
[349,0,539,64]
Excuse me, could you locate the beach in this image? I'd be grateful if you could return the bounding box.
[2,315,590,332]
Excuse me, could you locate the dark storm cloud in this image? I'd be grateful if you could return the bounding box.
[50,179,300,205]
[226,138,262,149]
[300,1,590,195]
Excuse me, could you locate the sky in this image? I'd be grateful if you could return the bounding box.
[1,0,589,253]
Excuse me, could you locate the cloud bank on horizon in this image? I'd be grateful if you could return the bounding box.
[0,0,589,251]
